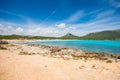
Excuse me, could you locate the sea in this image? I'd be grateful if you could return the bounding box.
[21,40,120,54]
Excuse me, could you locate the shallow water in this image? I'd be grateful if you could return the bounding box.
[23,40,120,54]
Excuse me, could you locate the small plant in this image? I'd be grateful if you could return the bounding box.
[79,66,82,69]
[19,52,29,55]
[91,65,95,69]
[0,46,7,50]
[106,60,112,63]
[79,65,85,69]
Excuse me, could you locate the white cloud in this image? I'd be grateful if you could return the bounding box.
[95,10,115,19]
[109,0,120,8]
[0,24,3,31]
[56,23,66,28]
[0,9,32,23]
[0,18,120,37]
[0,8,120,37]
[0,23,24,35]
[41,10,57,23]
[15,27,23,33]
[26,26,59,36]
[65,11,84,23]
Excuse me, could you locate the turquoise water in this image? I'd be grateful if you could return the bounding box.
[23,40,120,54]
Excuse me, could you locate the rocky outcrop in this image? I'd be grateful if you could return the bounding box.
[4,44,120,61]
[0,40,8,44]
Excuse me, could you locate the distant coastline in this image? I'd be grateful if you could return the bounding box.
[0,29,120,40]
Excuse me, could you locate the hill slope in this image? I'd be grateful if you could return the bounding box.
[81,29,120,40]
[60,33,79,39]
[0,29,120,40]
[0,34,56,39]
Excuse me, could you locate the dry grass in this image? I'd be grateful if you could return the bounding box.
[106,60,112,63]
[19,52,30,55]
[0,45,7,50]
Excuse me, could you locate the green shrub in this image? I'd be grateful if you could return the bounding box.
[106,60,112,63]
[0,46,7,50]
[19,52,29,55]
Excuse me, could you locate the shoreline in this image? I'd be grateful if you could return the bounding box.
[2,39,120,43]
[6,39,120,55]
[1,43,120,62]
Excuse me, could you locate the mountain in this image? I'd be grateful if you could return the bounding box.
[60,33,79,39]
[0,29,120,40]
[81,29,120,40]
[0,34,56,39]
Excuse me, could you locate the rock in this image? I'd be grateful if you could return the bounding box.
[62,55,73,60]
[52,55,61,58]
[117,56,120,59]
[0,40,8,44]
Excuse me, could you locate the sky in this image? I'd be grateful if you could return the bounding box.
[0,0,120,37]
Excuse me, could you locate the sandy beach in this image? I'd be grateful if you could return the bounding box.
[1,0,120,79]
[0,43,120,80]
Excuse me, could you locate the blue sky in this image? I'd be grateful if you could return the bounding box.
[0,0,120,36]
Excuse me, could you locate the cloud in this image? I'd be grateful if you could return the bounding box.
[63,9,104,23]
[0,7,120,37]
[27,27,58,36]
[65,11,84,23]
[0,8,120,37]
[0,9,22,18]
[109,0,120,8]
[0,24,3,32]
[95,10,115,19]
[56,23,66,29]
[0,22,24,35]
[0,21,72,36]
[0,18,120,37]
[39,9,57,25]
[15,27,23,33]
[73,18,119,31]
[0,9,32,23]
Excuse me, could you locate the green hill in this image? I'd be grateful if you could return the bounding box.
[59,33,79,39]
[81,29,120,40]
[0,29,120,40]
[0,34,56,40]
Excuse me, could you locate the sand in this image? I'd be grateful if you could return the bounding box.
[0,47,120,80]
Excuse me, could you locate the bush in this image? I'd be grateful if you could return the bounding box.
[19,52,29,55]
[106,60,112,63]
[0,46,7,50]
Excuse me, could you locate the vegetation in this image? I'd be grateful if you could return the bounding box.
[19,52,30,55]
[59,33,79,39]
[0,34,56,40]
[81,29,120,40]
[0,45,7,50]
[0,29,120,40]
[106,60,112,63]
